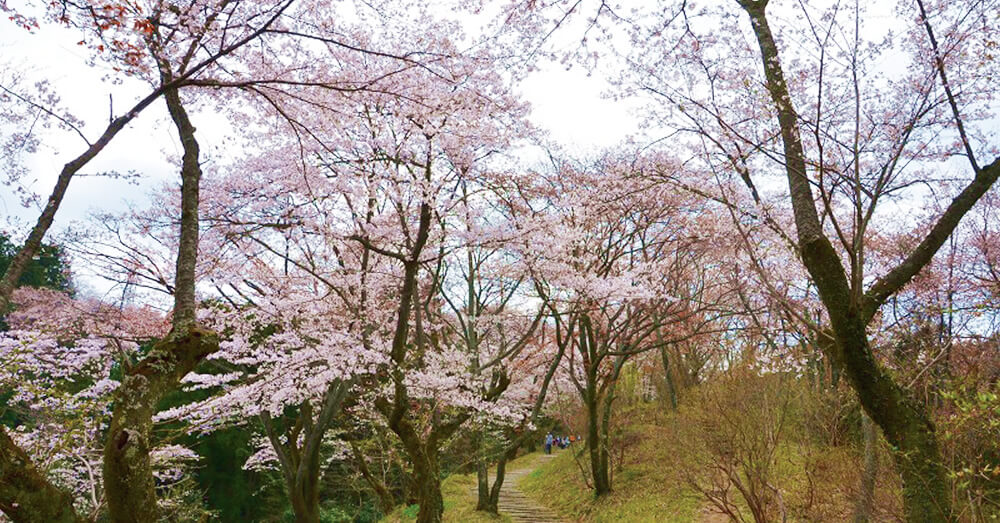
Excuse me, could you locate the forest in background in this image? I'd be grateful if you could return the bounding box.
[0,0,998,522]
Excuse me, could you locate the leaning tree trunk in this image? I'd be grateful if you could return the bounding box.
[737,2,959,519]
[834,318,949,521]
[0,430,84,523]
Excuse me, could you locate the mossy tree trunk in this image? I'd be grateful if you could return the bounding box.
[734,1,1000,518]
[0,430,84,522]
[103,74,219,522]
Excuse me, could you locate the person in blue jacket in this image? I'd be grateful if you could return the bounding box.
[544,432,553,454]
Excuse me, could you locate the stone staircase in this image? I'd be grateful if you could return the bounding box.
[472,454,568,523]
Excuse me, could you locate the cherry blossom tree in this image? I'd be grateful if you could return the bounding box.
[0,0,296,310]
[0,288,203,521]
[590,0,1000,517]
[519,154,734,496]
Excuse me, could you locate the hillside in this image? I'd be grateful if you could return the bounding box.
[518,379,906,522]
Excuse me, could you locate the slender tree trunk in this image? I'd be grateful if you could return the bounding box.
[486,448,516,514]
[585,384,610,497]
[265,383,351,523]
[854,412,878,523]
[349,442,395,515]
[0,96,164,312]
[660,346,678,411]
[475,453,491,511]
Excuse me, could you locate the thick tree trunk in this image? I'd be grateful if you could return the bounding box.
[412,451,444,523]
[0,429,84,523]
[833,318,949,521]
[284,454,320,523]
[288,485,320,523]
[102,326,219,522]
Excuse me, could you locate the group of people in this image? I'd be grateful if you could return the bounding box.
[543,432,580,454]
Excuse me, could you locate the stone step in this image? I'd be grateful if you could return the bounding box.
[467,458,568,523]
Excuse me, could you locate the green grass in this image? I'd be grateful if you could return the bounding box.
[519,434,700,522]
[385,390,903,522]
[381,466,512,523]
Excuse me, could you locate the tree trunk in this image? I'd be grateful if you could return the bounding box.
[854,412,878,523]
[412,450,444,523]
[586,387,610,497]
[102,327,219,522]
[835,320,949,522]
[738,3,955,519]
[475,456,491,512]
[486,449,515,514]
[265,383,351,523]
[0,429,83,522]
[103,84,220,522]
[478,440,518,515]
[288,480,320,523]
[349,441,395,515]
[660,346,678,411]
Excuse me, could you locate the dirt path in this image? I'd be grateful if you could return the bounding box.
[476,454,567,523]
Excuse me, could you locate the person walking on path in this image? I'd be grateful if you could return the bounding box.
[544,432,553,454]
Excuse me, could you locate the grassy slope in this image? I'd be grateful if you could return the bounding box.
[381,470,509,523]
[384,394,903,522]
[519,425,700,522]
[516,403,900,522]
